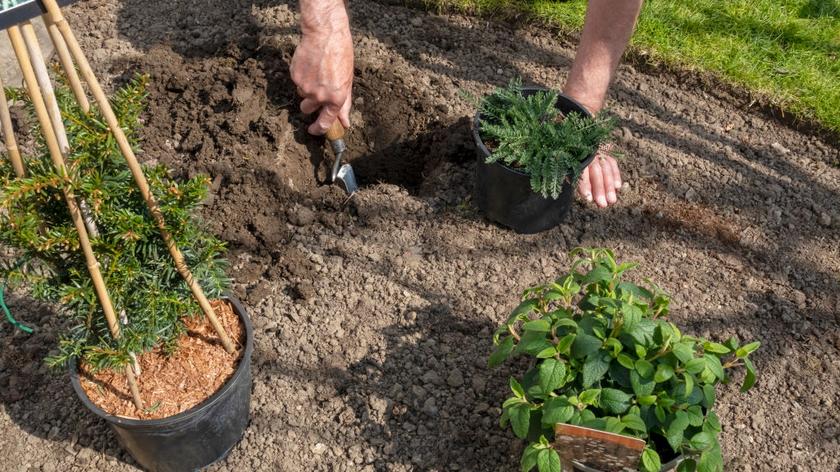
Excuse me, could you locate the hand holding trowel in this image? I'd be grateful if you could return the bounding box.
[324,120,358,195]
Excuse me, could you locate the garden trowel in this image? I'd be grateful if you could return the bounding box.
[325,121,358,195]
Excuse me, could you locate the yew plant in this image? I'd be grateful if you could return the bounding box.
[489,249,760,472]
[0,74,229,370]
[478,79,614,199]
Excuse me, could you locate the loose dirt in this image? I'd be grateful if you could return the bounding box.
[0,0,838,471]
[79,300,245,420]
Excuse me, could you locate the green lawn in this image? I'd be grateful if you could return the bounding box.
[425,0,840,134]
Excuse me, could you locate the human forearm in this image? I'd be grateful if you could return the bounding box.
[564,0,643,113]
[299,0,350,36]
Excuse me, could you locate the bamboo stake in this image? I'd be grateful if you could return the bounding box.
[0,75,25,178]
[8,25,143,411]
[41,0,235,354]
[42,12,89,114]
[20,21,99,238]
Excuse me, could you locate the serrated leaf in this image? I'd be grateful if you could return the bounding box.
[654,363,675,383]
[622,413,647,432]
[503,396,525,408]
[582,352,611,387]
[604,337,623,356]
[641,447,661,472]
[553,318,577,330]
[581,265,612,285]
[520,443,540,472]
[697,446,723,472]
[735,341,760,358]
[556,333,576,356]
[536,448,562,472]
[509,299,539,322]
[741,357,757,392]
[510,403,531,439]
[635,343,648,359]
[541,397,574,426]
[600,388,632,414]
[489,336,515,368]
[684,357,706,375]
[510,377,526,398]
[690,431,715,451]
[617,353,635,369]
[703,410,721,433]
[702,384,716,408]
[704,354,725,380]
[524,319,551,333]
[635,359,654,378]
[620,302,643,331]
[683,372,695,398]
[631,370,656,396]
[672,341,695,363]
[686,405,704,427]
[579,388,601,405]
[516,330,555,356]
[677,458,697,472]
[638,394,658,406]
[703,342,731,354]
[536,346,558,359]
[572,333,602,358]
[665,411,689,451]
[538,359,567,394]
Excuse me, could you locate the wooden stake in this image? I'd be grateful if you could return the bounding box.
[7,25,144,411]
[42,11,89,113]
[41,0,235,354]
[20,21,98,238]
[0,75,25,178]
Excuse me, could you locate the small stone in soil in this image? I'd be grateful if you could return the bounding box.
[311,443,328,455]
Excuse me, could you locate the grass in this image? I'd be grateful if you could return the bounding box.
[424,0,840,134]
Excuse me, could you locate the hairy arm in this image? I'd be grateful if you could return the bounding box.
[564,0,643,207]
[291,0,354,135]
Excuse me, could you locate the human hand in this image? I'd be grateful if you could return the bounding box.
[291,0,353,135]
[577,147,622,208]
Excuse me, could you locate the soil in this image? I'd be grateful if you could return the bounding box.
[0,0,838,471]
[79,300,245,420]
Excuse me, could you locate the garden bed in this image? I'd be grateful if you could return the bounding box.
[0,0,838,470]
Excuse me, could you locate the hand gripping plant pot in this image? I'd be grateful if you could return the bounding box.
[472,82,613,234]
[488,249,761,472]
[69,296,254,472]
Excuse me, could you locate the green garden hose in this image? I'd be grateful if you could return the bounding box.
[0,280,33,334]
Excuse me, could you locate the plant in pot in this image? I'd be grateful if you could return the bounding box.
[488,248,760,472]
[0,72,253,472]
[471,79,615,234]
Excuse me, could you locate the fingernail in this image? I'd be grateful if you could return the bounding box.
[597,196,607,207]
[585,193,593,202]
[608,192,616,203]
[615,181,622,190]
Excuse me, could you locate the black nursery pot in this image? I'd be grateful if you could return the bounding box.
[69,296,254,472]
[473,87,597,234]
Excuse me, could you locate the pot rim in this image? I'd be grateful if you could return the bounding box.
[572,454,683,472]
[472,86,598,178]
[68,294,254,429]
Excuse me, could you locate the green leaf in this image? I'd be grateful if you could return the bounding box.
[541,397,574,425]
[703,354,725,380]
[536,346,558,359]
[684,357,706,375]
[617,353,635,369]
[536,448,562,472]
[579,388,602,406]
[516,330,554,356]
[510,377,526,398]
[635,344,648,359]
[617,282,653,300]
[683,373,695,398]
[703,410,722,433]
[677,459,698,472]
[489,336,515,367]
[582,352,611,387]
[665,411,689,451]
[600,388,632,414]
[520,443,540,472]
[735,341,760,358]
[697,446,723,472]
[654,364,675,383]
[638,394,658,406]
[538,359,567,394]
[690,431,715,451]
[510,403,531,439]
[553,318,578,330]
[621,413,647,432]
[556,333,576,356]
[509,299,539,321]
[604,337,623,356]
[672,341,695,363]
[581,265,612,285]
[503,396,526,408]
[635,359,654,378]
[685,405,704,427]
[741,357,757,392]
[572,333,602,358]
[524,319,551,333]
[620,302,643,331]
[640,447,661,472]
[702,384,716,408]
[632,370,656,396]
[702,342,731,354]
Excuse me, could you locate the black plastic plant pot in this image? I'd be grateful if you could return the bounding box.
[473,87,597,234]
[68,295,254,472]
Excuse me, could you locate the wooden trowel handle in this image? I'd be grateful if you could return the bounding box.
[325,120,345,142]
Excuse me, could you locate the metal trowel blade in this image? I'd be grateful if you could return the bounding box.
[335,164,358,195]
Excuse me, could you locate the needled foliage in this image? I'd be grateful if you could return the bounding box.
[478,79,614,199]
[0,74,230,371]
[490,248,760,472]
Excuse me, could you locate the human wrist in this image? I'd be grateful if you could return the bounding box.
[562,79,606,115]
[300,0,350,37]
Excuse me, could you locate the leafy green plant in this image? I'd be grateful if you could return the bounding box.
[489,248,760,472]
[477,79,615,199]
[0,74,229,370]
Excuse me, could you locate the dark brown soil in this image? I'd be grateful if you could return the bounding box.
[79,300,245,420]
[0,0,838,471]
